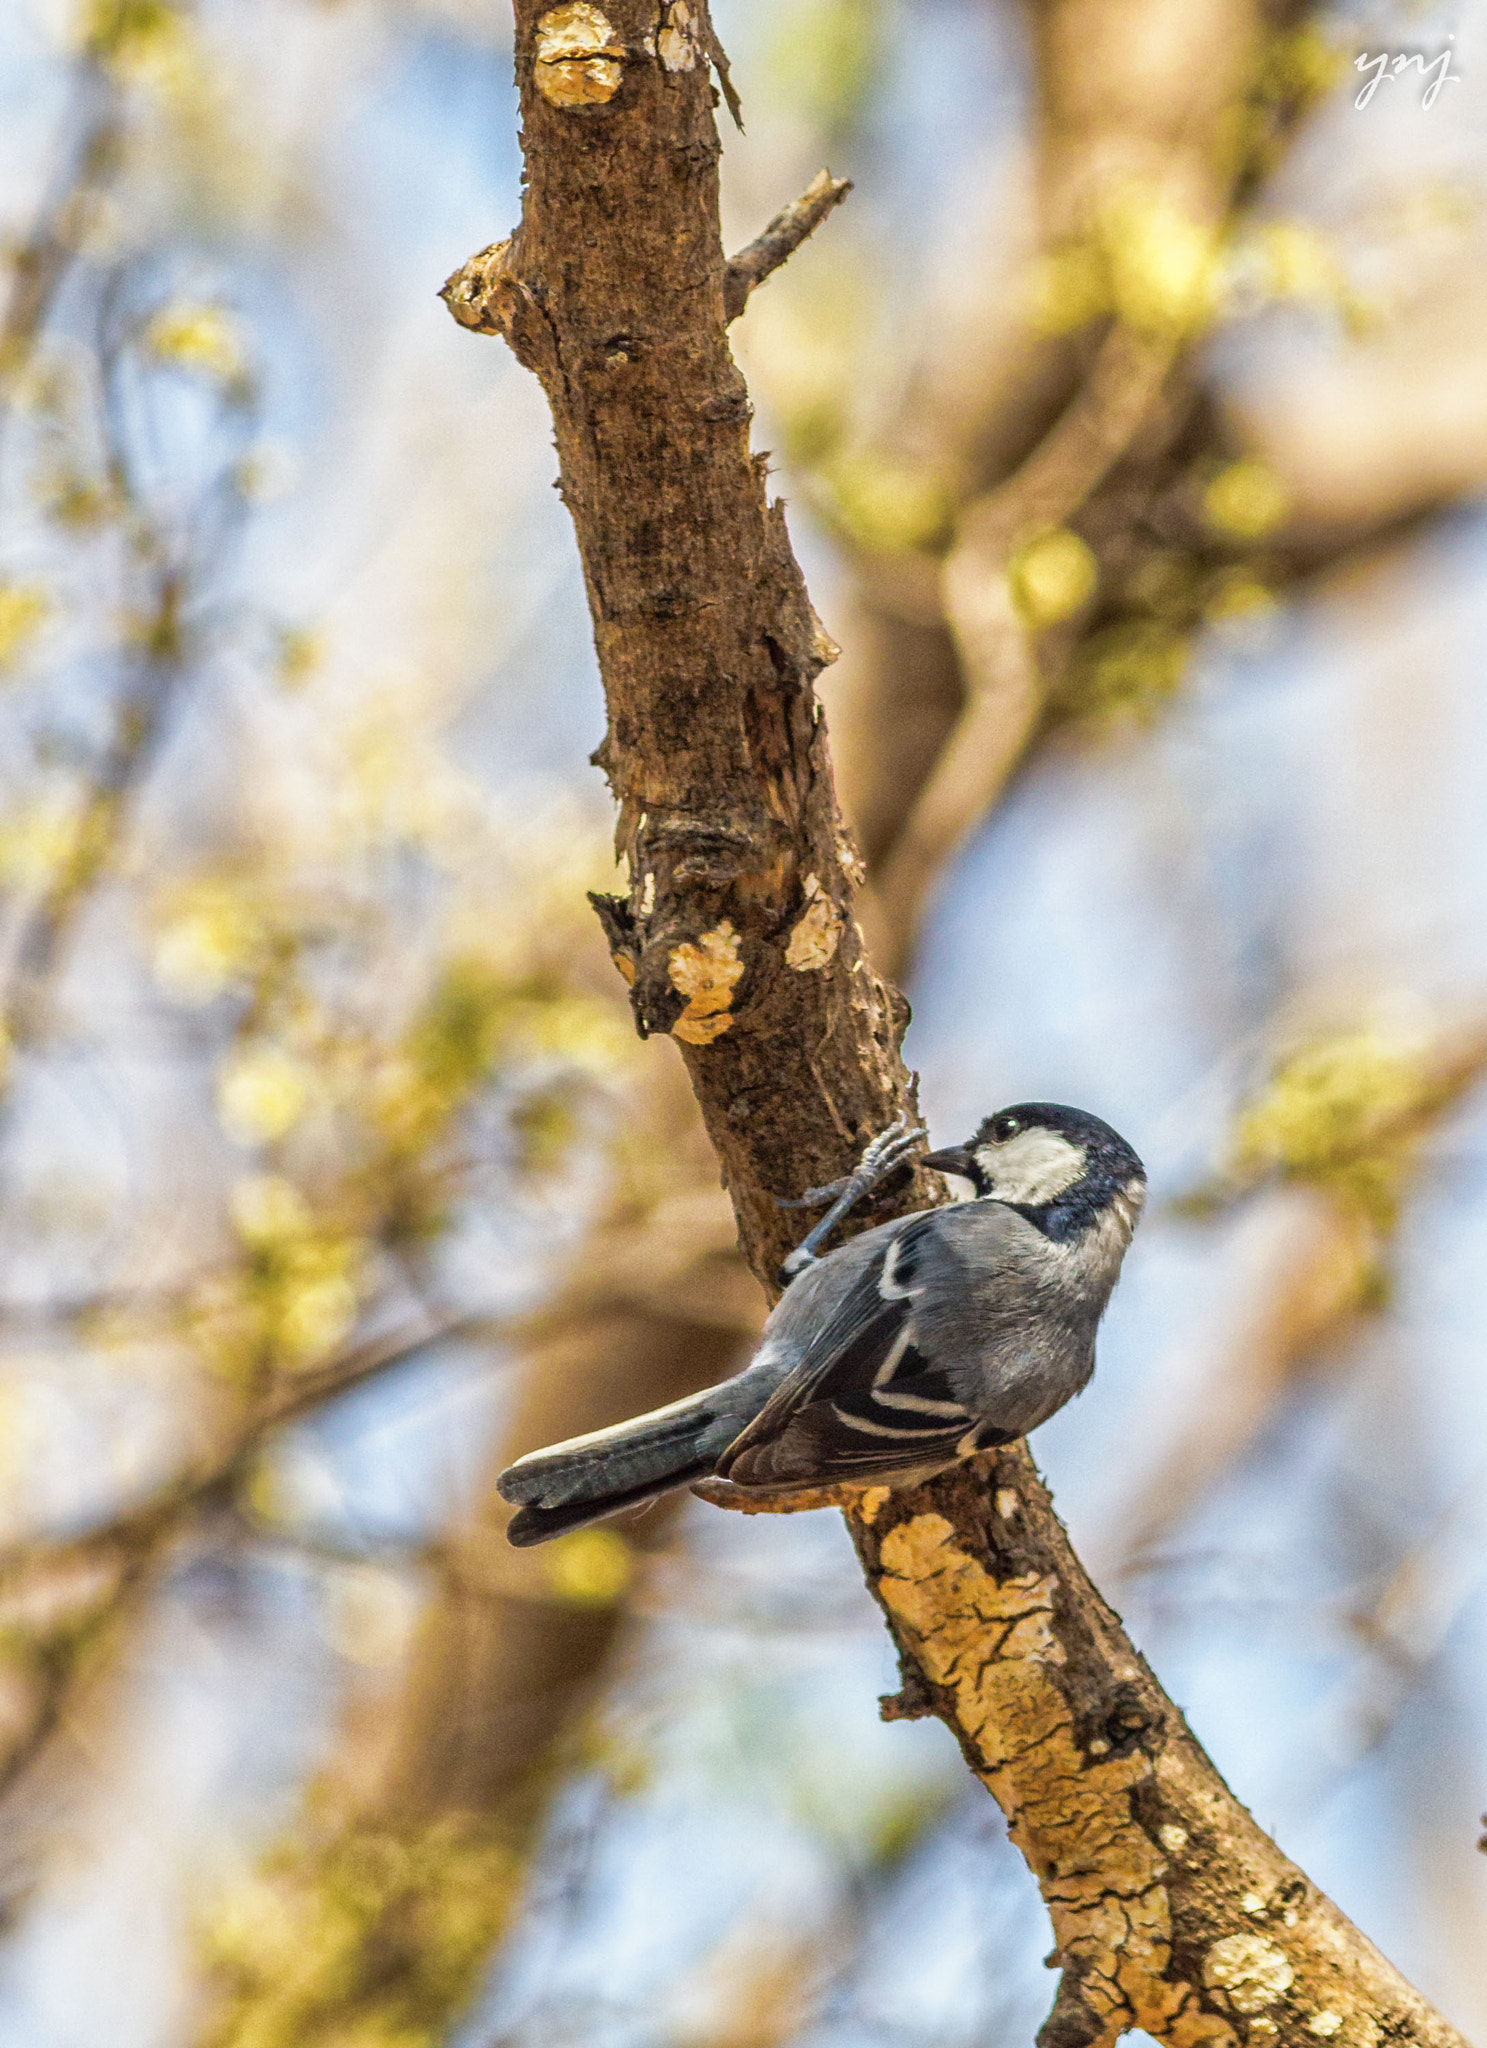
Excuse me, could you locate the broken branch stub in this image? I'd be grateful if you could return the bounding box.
[721,169,853,323]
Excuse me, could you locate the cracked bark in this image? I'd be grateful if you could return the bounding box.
[442,7,1470,2044]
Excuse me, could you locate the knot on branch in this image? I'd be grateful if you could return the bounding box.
[590,800,823,1046]
[879,1659,935,1722]
[439,239,553,373]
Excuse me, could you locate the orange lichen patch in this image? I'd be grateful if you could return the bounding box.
[784,873,843,971]
[876,1514,1235,2048]
[668,921,744,1045]
[534,4,624,108]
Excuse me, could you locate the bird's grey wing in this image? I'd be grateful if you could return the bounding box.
[716,1213,1012,1488]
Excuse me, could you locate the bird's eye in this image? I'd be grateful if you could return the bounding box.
[991,1113,1020,1142]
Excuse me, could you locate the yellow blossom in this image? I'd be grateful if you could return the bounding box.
[145,303,247,386]
[1207,572,1277,625]
[277,1270,359,1360]
[1104,186,1222,335]
[216,1175,368,1372]
[153,881,266,1003]
[218,1045,314,1145]
[0,584,48,671]
[230,1173,310,1244]
[0,802,82,888]
[1009,529,1098,627]
[1203,461,1291,540]
[822,453,952,554]
[542,1528,633,1607]
[1232,1027,1435,1228]
[1064,620,1189,722]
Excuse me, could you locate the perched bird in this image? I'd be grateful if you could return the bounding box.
[498,1103,1146,1546]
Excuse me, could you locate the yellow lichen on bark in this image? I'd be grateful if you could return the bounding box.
[668,920,744,1044]
[876,1513,1235,2048]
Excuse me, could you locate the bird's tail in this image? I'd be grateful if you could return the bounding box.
[496,1388,744,1547]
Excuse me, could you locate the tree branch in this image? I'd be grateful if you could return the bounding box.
[443,8,1470,2043]
[722,169,852,324]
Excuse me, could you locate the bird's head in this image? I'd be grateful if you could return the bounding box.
[922,1102,1146,1239]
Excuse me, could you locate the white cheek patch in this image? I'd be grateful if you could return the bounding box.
[976,1130,1087,1205]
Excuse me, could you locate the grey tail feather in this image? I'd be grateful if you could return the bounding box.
[497,1388,740,1547]
[505,1455,718,1547]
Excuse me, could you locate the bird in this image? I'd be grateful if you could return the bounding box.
[497,1103,1146,1546]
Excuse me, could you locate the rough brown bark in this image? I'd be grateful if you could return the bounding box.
[442,0,927,1283]
[441,7,1472,2044]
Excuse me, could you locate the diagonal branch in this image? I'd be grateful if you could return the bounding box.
[442,7,1469,2044]
[722,170,853,324]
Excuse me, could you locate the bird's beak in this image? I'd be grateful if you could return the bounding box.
[921,1145,974,1179]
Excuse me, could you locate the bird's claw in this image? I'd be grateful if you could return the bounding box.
[776,1115,929,1284]
[854,1114,929,1186]
[776,1114,928,1213]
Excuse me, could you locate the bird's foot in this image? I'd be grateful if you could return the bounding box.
[777,1113,927,1281]
[851,1114,930,1190]
[777,1114,927,1209]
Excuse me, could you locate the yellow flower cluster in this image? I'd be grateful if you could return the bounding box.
[191,1176,366,1379]
[1009,529,1098,629]
[370,956,627,1165]
[0,800,84,889]
[820,451,953,556]
[1062,619,1190,724]
[153,879,271,1004]
[0,583,48,672]
[1232,1028,1437,1229]
[1202,461,1291,541]
[218,1045,315,1146]
[1032,183,1223,339]
[541,1526,633,1607]
[84,0,203,101]
[145,303,249,390]
[200,1819,521,2048]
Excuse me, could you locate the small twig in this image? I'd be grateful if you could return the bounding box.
[723,171,853,324]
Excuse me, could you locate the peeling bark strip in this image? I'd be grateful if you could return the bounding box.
[445,12,1470,2046]
[443,0,916,1279]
